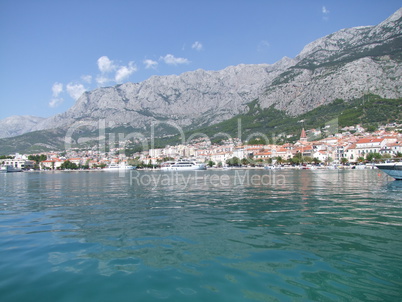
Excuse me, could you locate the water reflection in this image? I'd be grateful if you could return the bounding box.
[1,169,401,300]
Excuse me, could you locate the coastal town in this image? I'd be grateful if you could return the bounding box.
[1,123,402,171]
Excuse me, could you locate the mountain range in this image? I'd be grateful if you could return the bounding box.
[1,8,401,153]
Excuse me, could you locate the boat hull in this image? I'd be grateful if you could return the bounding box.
[103,164,136,171]
[161,165,207,171]
[0,165,22,172]
[376,163,402,180]
[160,161,207,171]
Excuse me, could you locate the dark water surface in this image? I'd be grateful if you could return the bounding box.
[1,169,401,301]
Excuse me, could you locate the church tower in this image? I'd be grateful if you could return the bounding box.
[300,128,307,143]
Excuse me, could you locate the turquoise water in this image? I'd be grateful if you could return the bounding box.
[1,169,401,301]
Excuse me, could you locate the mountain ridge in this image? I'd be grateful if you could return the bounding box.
[0,8,401,151]
[0,115,45,139]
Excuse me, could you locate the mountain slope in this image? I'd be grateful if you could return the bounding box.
[0,115,45,139]
[31,8,401,133]
[33,60,295,132]
[1,94,401,155]
[1,8,401,154]
[259,8,402,114]
[176,94,402,146]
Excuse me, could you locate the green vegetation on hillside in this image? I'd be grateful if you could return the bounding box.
[179,94,402,144]
[0,94,401,155]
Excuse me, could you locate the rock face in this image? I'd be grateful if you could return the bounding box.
[17,8,402,135]
[0,115,45,139]
[259,8,402,114]
[33,61,294,132]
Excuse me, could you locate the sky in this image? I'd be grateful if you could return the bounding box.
[0,0,401,120]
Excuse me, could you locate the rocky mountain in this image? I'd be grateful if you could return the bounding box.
[3,8,402,145]
[32,59,295,132]
[0,115,45,139]
[258,8,402,114]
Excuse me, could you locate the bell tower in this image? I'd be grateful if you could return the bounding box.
[300,128,307,143]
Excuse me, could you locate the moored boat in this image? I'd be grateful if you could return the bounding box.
[375,162,402,180]
[160,160,207,171]
[0,165,23,172]
[103,162,136,171]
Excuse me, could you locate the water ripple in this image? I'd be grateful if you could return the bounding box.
[1,170,401,301]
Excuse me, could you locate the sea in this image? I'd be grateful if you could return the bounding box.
[1,169,401,301]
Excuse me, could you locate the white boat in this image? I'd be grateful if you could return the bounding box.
[376,162,402,180]
[103,162,136,171]
[0,165,22,172]
[160,160,207,171]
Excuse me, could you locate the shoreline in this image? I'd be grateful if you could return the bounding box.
[19,164,377,173]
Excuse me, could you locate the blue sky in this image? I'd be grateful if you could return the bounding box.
[0,0,401,120]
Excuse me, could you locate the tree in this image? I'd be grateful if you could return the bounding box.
[366,152,382,162]
[275,156,283,165]
[303,156,313,163]
[290,156,301,165]
[247,137,268,145]
[207,160,215,167]
[290,152,303,165]
[312,157,321,165]
[366,125,377,132]
[60,160,78,170]
[340,157,349,165]
[28,154,47,163]
[325,157,334,165]
[382,153,392,159]
[226,157,241,167]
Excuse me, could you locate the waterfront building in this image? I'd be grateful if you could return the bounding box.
[1,158,35,170]
[41,159,65,170]
[354,138,387,157]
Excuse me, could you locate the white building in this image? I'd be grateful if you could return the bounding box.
[1,158,35,170]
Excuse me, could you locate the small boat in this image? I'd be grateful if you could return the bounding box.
[376,162,402,180]
[103,162,136,171]
[302,164,317,170]
[0,165,23,173]
[160,160,207,171]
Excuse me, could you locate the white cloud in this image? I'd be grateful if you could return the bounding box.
[49,98,64,108]
[192,41,203,51]
[96,75,111,86]
[257,40,270,52]
[49,82,64,107]
[115,62,137,83]
[81,74,92,83]
[96,56,137,85]
[143,59,158,69]
[97,56,117,73]
[66,83,86,100]
[52,82,63,97]
[160,54,190,65]
[322,6,330,21]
